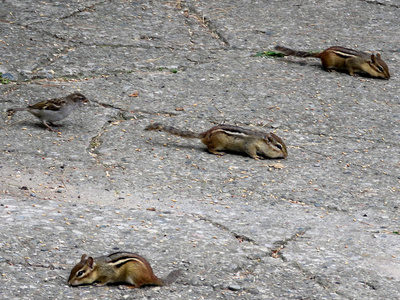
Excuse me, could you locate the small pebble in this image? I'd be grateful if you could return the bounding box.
[228,284,242,291]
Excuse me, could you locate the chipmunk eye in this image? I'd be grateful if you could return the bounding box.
[377,66,383,72]
[77,270,85,277]
[276,143,282,150]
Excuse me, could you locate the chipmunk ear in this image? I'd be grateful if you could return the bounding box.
[87,257,95,269]
[80,254,88,262]
[370,54,377,64]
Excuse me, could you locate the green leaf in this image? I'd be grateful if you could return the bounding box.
[0,72,11,84]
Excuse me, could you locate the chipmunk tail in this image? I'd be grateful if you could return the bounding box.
[162,269,183,285]
[274,45,320,58]
[145,123,201,139]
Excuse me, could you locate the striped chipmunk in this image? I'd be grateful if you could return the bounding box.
[145,123,288,159]
[274,45,390,79]
[68,252,182,288]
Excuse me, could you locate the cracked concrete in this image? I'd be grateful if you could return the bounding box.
[1,0,400,299]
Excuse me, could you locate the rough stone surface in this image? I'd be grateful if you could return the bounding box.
[0,0,399,299]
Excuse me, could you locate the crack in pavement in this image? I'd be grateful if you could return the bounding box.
[60,1,106,20]
[360,0,400,8]
[196,214,258,244]
[87,120,113,158]
[270,227,309,261]
[182,2,230,48]
[290,260,353,299]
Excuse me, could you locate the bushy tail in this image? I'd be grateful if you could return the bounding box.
[274,45,320,58]
[145,123,202,139]
[162,269,183,285]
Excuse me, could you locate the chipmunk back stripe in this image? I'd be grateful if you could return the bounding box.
[109,257,143,269]
[330,50,359,58]
[212,128,248,137]
[210,125,268,139]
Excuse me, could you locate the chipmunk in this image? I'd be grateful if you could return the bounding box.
[274,45,390,79]
[145,123,288,159]
[68,252,182,288]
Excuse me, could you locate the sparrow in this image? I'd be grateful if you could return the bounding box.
[7,92,88,131]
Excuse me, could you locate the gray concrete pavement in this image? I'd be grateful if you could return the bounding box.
[1,0,399,299]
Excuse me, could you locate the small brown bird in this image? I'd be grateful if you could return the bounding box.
[7,92,88,131]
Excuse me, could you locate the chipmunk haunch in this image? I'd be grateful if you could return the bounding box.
[274,45,390,79]
[145,123,288,159]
